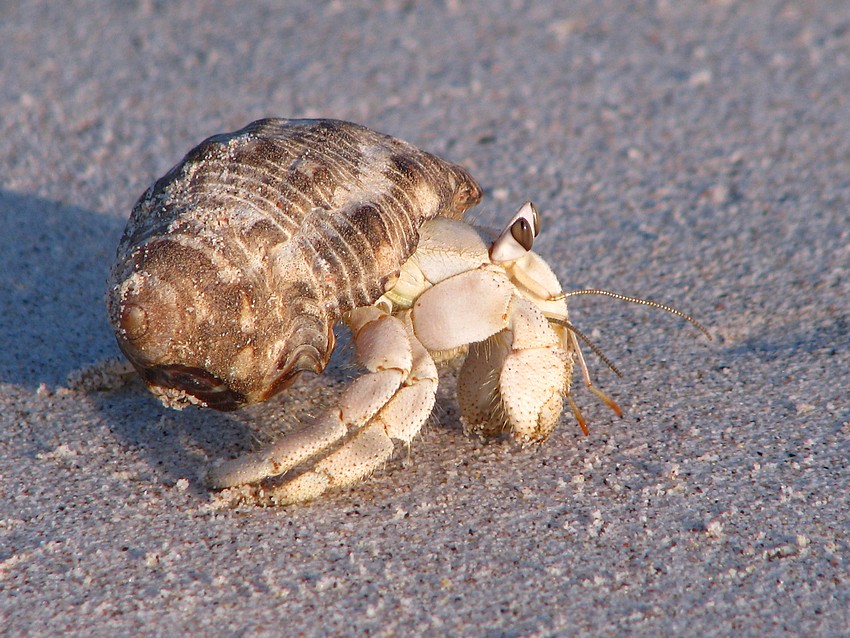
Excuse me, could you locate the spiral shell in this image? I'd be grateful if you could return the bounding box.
[107,118,482,410]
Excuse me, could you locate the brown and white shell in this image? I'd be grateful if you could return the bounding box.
[107,118,482,410]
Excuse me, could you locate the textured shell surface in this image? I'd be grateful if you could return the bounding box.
[108,118,482,410]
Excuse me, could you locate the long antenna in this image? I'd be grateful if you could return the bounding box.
[556,289,712,340]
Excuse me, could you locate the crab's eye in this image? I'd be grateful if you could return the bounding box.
[489,202,541,263]
[510,217,535,251]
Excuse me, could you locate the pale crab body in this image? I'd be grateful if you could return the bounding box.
[388,214,574,441]
[206,207,579,504]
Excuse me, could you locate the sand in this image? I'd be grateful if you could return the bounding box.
[1,1,848,635]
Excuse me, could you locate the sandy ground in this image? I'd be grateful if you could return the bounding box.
[2,1,848,636]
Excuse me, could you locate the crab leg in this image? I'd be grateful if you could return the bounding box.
[207,306,438,503]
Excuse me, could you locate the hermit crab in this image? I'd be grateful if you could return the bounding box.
[108,118,708,504]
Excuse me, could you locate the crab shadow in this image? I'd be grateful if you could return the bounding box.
[723,315,849,362]
[0,190,126,389]
[0,191,296,486]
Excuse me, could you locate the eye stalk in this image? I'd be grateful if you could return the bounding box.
[489,202,541,263]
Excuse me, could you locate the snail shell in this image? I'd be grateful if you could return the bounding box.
[107,118,481,410]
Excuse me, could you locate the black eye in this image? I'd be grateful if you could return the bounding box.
[510,217,534,251]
